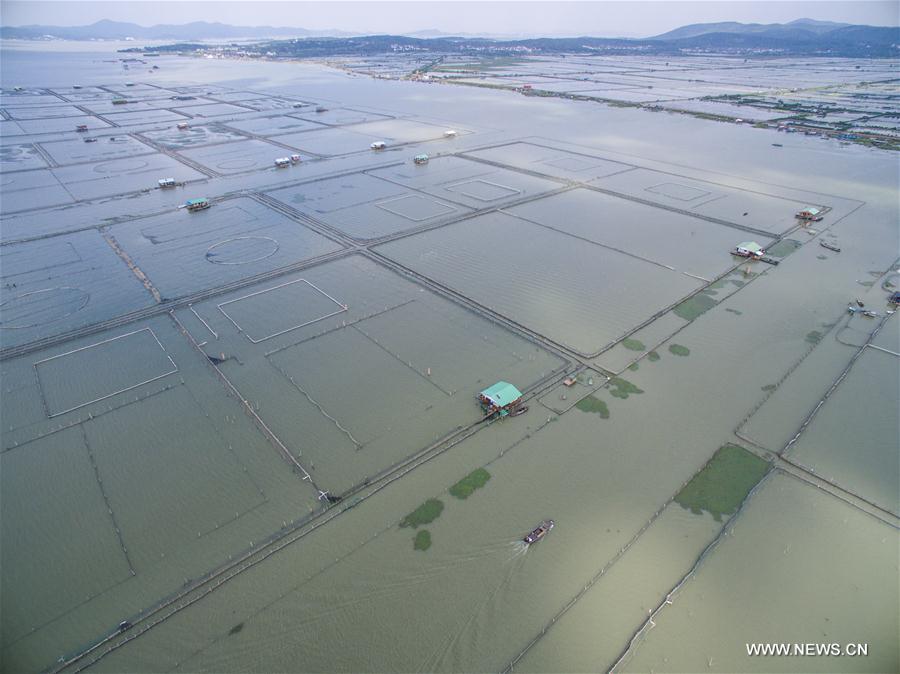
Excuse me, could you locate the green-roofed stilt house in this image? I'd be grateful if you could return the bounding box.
[478,381,526,418]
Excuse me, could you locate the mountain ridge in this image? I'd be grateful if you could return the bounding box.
[651,17,859,40]
[2,18,897,57]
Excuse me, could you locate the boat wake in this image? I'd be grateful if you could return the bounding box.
[417,542,529,671]
[508,539,530,561]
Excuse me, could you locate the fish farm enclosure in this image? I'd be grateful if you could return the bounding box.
[0,47,898,674]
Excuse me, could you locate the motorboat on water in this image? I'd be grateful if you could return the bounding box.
[523,520,554,545]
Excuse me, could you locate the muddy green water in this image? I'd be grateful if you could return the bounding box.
[1,44,897,673]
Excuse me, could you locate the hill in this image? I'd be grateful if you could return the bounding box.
[4,18,897,58]
[651,18,865,41]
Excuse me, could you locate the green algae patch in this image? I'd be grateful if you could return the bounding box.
[414,530,432,551]
[628,362,639,371]
[761,384,776,392]
[669,344,691,356]
[647,351,660,362]
[675,444,770,522]
[400,498,444,528]
[622,338,646,351]
[609,377,643,399]
[805,330,824,345]
[725,307,743,316]
[816,254,828,260]
[674,292,718,321]
[575,394,609,418]
[766,239,802,258]
[449,468,491,499]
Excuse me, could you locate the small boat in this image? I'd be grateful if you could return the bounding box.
[862,310,878,318]
[523,519,554,545]
[509,405,529,417]
[819,241,841,253]
[855,299,864,308]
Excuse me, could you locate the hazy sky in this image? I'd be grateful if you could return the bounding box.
[2,1,897,37]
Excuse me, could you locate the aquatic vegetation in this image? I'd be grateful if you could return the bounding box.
[449,468,491,499]
[228,622,244,636]
[647,351,660,362]
[675,444,770,522]
[609,377,643,399]
[816,254,828,260]
[725,307,743,315]
[765,239,802,258]
[575,394,609,418]
[622,338,645,351]
[628,362,639,371]
[400,498,444,528]
[674,292,717,321]
[805,330,824,345]
[414,530,432,551]
[761,384,776,392]
[669,344,691,356]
